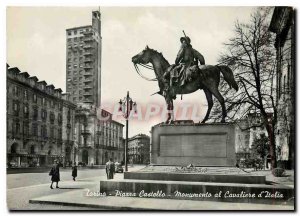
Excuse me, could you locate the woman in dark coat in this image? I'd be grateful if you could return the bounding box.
[72,162,78,181]
[49,160,60,189]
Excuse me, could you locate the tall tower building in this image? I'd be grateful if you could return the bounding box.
[66,10,102,107]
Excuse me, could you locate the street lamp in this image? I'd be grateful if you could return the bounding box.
[118,91,137,171]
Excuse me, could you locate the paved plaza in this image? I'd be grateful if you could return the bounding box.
[7,166,294,210]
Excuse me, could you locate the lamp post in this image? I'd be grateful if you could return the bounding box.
[118,91,137,172]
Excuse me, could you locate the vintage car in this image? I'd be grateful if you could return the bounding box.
[115,162,124,173]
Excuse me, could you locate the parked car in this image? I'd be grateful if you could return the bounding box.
[115,162,124,173]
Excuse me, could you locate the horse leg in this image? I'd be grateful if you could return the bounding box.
[165,98,173,124]
[169,100,174,124]
[201,89,213,123]
[207,86,227,123]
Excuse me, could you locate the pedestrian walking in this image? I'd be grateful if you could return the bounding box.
[105,158,115,180]
[72,162,78,181]
[49,159,60,189]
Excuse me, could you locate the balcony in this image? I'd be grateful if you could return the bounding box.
[83,45,93,49]
[81,130,91,135]
[106,146,118,150]
[83,85,92,89]
[83,52,93,56]
[83,79,92,83]
[83,72,93,76]
[84,58,93,63]
[83,31,93,35]
[95,144,105,149]
[83,37,93,42]
[83,92,93,96]
[84,65,93,69]
[83,100,93,104]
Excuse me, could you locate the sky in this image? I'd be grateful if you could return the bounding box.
[7,6,259,137]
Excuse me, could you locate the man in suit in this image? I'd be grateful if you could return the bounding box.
[105,158,115,180]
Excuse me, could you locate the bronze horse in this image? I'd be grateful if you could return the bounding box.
[132,46,238,123]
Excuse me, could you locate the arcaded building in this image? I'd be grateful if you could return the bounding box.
[269,7,295,169]
[6,64,76,167]
[66,10,102,107]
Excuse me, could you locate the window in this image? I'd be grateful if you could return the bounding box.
[23,122,29,137]
[23,105,29,118]
[33,94,37,103]
[50,127,54,138]
[13,101,19,116]
[13,86,19,96]
[42,98,46,106]
[13,101,18,112]
[68,31,71,36]
[32,123,38,136]
[33,107,38,120]
[15,120,20,135]
[41,109,47,121]
[58,114,62,124]
[41,125,47,138]
[50,112,55,124]
[24,90,28,100]
[74,30,77,35]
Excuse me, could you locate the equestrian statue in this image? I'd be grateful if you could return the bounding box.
[132,32,238,124]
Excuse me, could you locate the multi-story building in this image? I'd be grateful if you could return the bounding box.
[6,64,76,167]
[99,109,125,164]
[66,10,102,107]
[74,107,124,165]
[65,10,124,166]
[128,134,150,164]
[269,7,295,169]
[62,93,77,166]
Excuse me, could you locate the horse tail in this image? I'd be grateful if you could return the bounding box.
[217,65,239,91]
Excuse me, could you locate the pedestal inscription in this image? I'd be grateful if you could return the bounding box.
[160,134,227,157]
[151,123,236,166]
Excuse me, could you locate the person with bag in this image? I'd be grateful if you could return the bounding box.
[49,159,60,189]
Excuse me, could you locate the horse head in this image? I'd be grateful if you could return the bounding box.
[132,45,153,65]
[132,46,170,97]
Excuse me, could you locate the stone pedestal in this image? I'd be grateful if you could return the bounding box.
[151,123,236,166]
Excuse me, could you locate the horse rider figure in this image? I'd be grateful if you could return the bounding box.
[163,32,205,99]
[175,34,205,82]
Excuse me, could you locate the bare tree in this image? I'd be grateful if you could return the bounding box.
[211,7,278,168]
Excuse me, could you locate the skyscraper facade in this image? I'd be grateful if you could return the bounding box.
[66,11,102,107]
